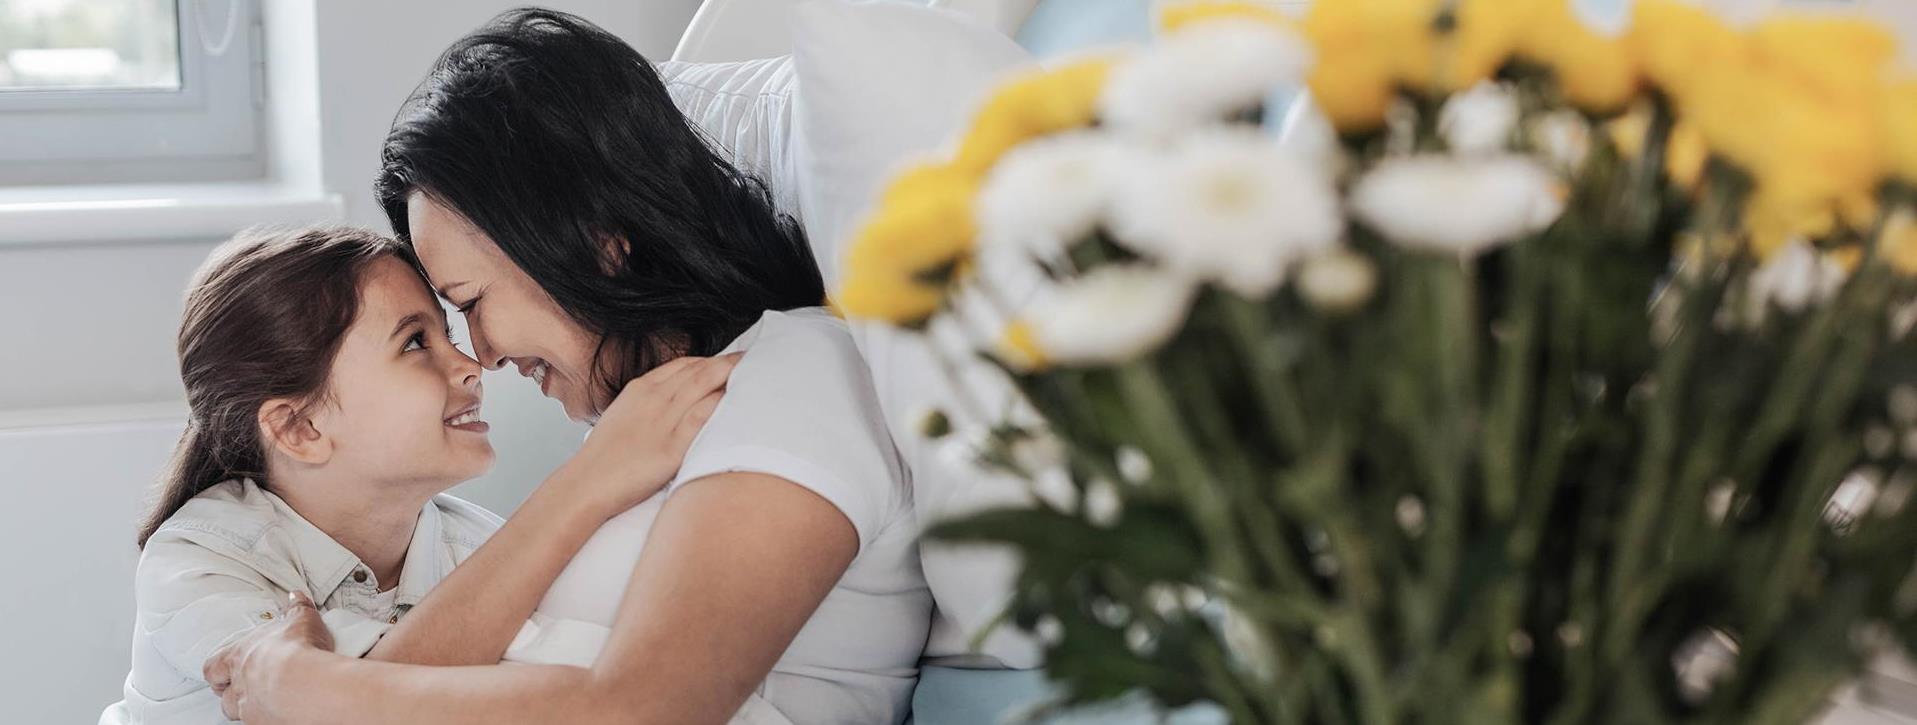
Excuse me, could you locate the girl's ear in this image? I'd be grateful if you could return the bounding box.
[257,398,332,466]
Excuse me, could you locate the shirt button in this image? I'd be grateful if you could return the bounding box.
[259,611,275,621]
[389,614,400,624]
[352,568,369,584]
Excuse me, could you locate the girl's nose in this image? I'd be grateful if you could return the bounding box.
[446,343,484,389]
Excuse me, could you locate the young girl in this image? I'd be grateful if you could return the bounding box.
[105,226,736,724]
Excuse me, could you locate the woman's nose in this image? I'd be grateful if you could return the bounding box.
[468,321,505,370]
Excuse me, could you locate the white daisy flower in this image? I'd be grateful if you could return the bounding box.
[1350,154,1565,257]
[1111,129,1343,297]
[1530,110,1594,174]
[1268,92,1344,177]
[976,131,1136,259]
[1099,19,1314,139]
[1084,477,1123,528]
[1439,81,1520,155]
[1022,263,1197,366]
[1296,249,1378,313]
[1747,240,1847,315]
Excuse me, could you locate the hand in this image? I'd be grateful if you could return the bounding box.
[560,352,740,517]
[204,591,334,724]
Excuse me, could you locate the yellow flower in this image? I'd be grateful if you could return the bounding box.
[1516,0,1639,114]
[862,187,977,276]
[881,161,983,208]
[1604,105,1650,158]
[1828,244,1865,275]
[1630,0,1745,104]
[1644,11,1895,256]
[1887,79,1917,185]
[1664,120,1707,194]
[1158,0,1290,33]
[1449,0,1537,92]
[1604,107,1706,193]
[997,321,1049,371]
[1299,0,1440,132]
[1746,188,1840,260]
[1747,15,1896,106]
[835,167,981,324]
[836,266,945,325]
[955,57,1116,174]
[1882,209,1917,277]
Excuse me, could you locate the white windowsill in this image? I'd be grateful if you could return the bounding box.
[0,181,345,247]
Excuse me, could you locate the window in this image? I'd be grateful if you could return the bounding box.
[0,0,262,185]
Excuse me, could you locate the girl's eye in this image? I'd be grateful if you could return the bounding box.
[445,324,465,351]
[403,331,426,353]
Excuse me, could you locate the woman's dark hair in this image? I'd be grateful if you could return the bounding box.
[138,226,407,548]
[375,7,823,403]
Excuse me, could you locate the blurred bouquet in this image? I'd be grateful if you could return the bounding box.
[836,0,1917,722]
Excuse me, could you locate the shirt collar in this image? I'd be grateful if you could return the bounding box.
[255,482,444,606]
[393,501,447,607]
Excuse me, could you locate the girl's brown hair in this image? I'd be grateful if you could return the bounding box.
[138,226,407,547]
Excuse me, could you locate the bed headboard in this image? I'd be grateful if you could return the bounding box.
[671,0,1042,62]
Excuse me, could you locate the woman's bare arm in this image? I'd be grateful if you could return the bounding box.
[360,354,737,666]
[215,471,858,725]
[360,462,611,665]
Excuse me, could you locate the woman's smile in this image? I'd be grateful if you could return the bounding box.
[514,358,554,396]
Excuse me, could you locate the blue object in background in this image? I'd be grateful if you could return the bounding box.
[1013,0,1154,58]
[912,666,1228,725]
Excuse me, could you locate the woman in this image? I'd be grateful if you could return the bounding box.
[203,9,931,724]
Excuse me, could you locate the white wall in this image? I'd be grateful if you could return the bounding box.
[0,2,700,723]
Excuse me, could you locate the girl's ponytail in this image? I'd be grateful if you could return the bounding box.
[136,226,402,548]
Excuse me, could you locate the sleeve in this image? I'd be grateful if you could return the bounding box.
[666,315,905,553]
[429,493,507,557]
[137,536,406,671]
[134,537,287,679]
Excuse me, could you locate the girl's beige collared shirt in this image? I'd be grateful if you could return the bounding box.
[106,478,501,725]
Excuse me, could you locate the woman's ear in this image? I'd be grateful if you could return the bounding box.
[596,233,631,276]
[257,399,332,466]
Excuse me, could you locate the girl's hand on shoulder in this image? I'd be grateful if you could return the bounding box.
[559,352,741,517]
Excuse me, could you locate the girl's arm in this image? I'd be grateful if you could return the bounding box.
[361,353,738,666]
[208,471,858,725]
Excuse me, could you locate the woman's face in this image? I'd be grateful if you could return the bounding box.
[310,255,494,484]
[406,192,612,423]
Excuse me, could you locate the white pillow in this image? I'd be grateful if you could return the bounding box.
[656,56,802,217]
[791,0,1045,668]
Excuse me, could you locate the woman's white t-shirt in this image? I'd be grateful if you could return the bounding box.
[504,307,933,725]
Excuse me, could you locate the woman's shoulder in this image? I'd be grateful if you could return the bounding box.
[720,306,883,423]
[674,306,908,543]
[734,306,857,361]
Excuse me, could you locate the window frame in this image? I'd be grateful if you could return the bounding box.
[0,0,263,184]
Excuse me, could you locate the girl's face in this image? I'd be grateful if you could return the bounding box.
[308,256,495,485]
[406,192,613,423]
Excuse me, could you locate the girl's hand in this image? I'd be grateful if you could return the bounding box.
[557,352,741,518]
[204,591,334,724]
